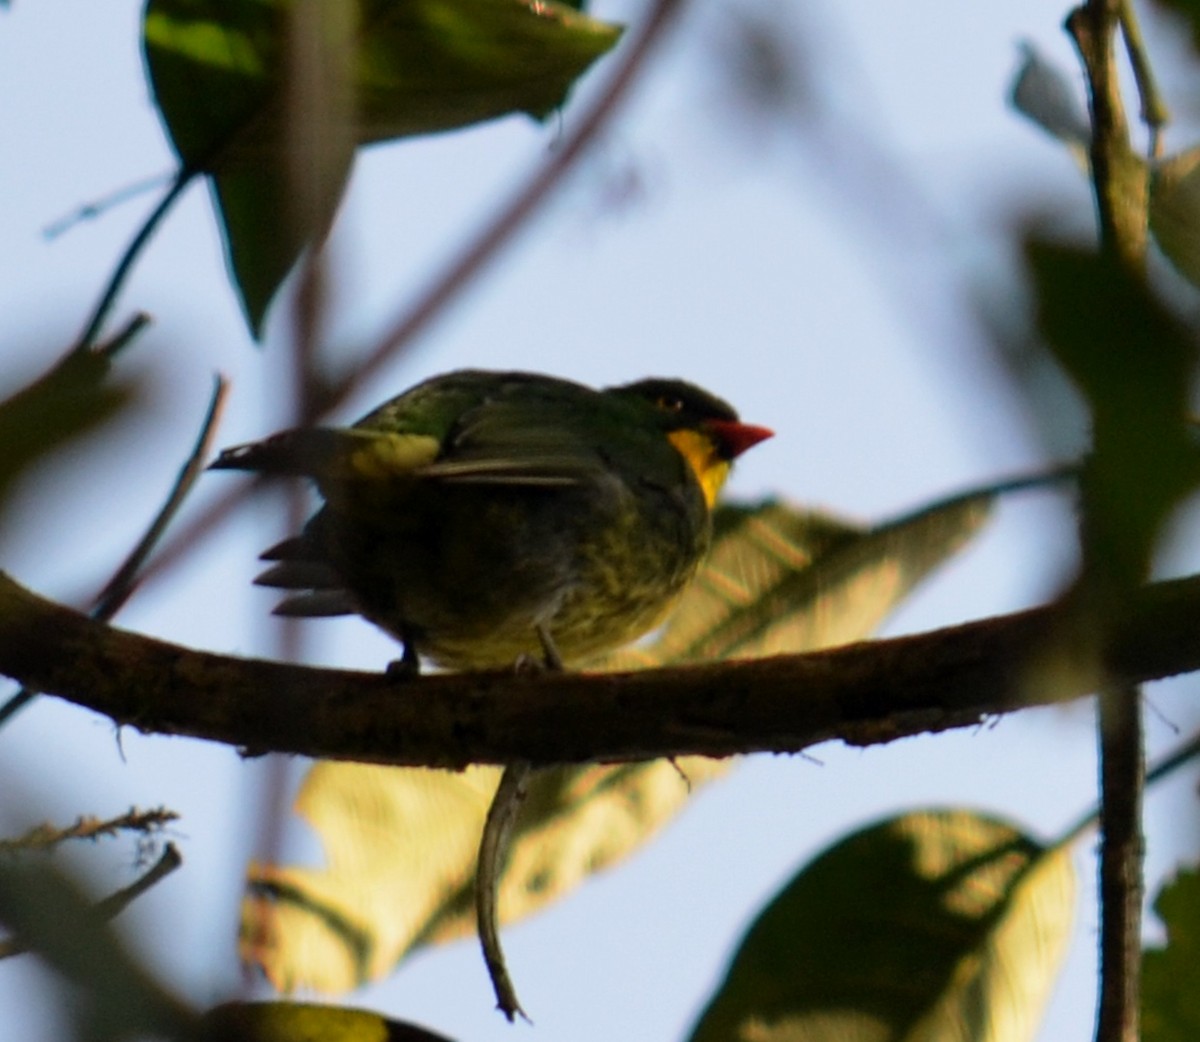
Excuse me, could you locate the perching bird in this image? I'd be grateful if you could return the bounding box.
[211,369,772,671]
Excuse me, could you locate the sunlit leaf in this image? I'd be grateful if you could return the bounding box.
[0,854,187,1039]
[241,493,993,994]
[1151,146,1200,291]
[595,492,991,670]
[1143,865,1200,1042]
[199,1001,455,1042]
[142,0,623,335]
[686,810,1076,1042]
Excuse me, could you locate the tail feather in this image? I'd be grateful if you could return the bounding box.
[254,560,341,590]
[210,428,350,477]
[272,591,357,617]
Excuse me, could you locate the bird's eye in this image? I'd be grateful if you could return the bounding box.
[656,394,684,413]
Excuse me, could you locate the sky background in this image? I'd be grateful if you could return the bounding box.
[3,1,1200,1040]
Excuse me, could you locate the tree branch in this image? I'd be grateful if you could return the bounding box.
[1,570,1199,768]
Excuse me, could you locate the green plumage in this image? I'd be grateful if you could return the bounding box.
[212,370,768,670]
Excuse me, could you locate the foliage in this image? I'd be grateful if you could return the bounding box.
[4,2,1200,1042]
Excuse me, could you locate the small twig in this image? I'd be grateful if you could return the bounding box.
[71,165,197,354]
[93,841,183,920]
[94,311,153,364]
[94,375,231,614]
[0,807,179,857]
[1066,2,1149,270]
[0,842,182,961]
[323,0,688,409]
[1116,0,1169,157]
[1058,725,1200,846]
[42,173,174,241]
[0,376,230,727]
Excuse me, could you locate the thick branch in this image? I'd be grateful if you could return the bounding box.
[1,571,1200,767]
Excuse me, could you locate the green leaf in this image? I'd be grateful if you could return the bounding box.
[594,491,992,669]
[0,351,134,522]
[1150,146,1200,291]
[199,1001,456,1042]
[1143,866,1200,1042]
[142,0,622,336]
[686,810,1076,1042]
[1028,239,1200,594]
[241,494,992,994]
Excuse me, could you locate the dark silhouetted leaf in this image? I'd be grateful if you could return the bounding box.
[687,810,1075,1042]
[1028,239,1200,593]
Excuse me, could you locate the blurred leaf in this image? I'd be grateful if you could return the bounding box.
[1143,866,1200,1042]
[1151,146,1200,290]
[1028,239,1200,593]
[242,494,993,993]
[0,350,134,518]
[595,492,991,669]
[200,1001,455,1042]
[0,854,190,1039]
[686,810,1076,1042]
[142,0,622,335]
[1009,41,1091,167]
[1150,0,1200,52]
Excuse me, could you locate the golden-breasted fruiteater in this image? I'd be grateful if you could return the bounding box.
[211,369,772,670]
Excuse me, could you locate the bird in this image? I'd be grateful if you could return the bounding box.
[211,369,772,672]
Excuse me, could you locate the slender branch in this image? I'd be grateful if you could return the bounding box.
[71,166,198,354]
[1059,726,1200,846]
[1066,6,1160,1041]
[1,570,1200,768]
[0,376,230,727]
[1065,2,1149,270]
[1117,0,1169,156]
[322,0,688,409]
[1094,682,1144,1042]
[0,808,179,856]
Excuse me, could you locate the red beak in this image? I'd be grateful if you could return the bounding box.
[704,419,774,460]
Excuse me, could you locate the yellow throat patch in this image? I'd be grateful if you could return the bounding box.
[667,428,730,508]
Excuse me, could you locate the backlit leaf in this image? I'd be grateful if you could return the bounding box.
[241,494,992,994]
[686,810,1076,1042]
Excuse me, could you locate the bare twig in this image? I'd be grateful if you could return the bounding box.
[71,166,198,354]
[1059,726,1200,846]
[93,375,230,613]
[1065,5,1157,1041]
[1117,0,1169,157]
[0,376,230,727]
[0,807,179,856]
[1066,2,1149,269]
[43,173,174,242]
